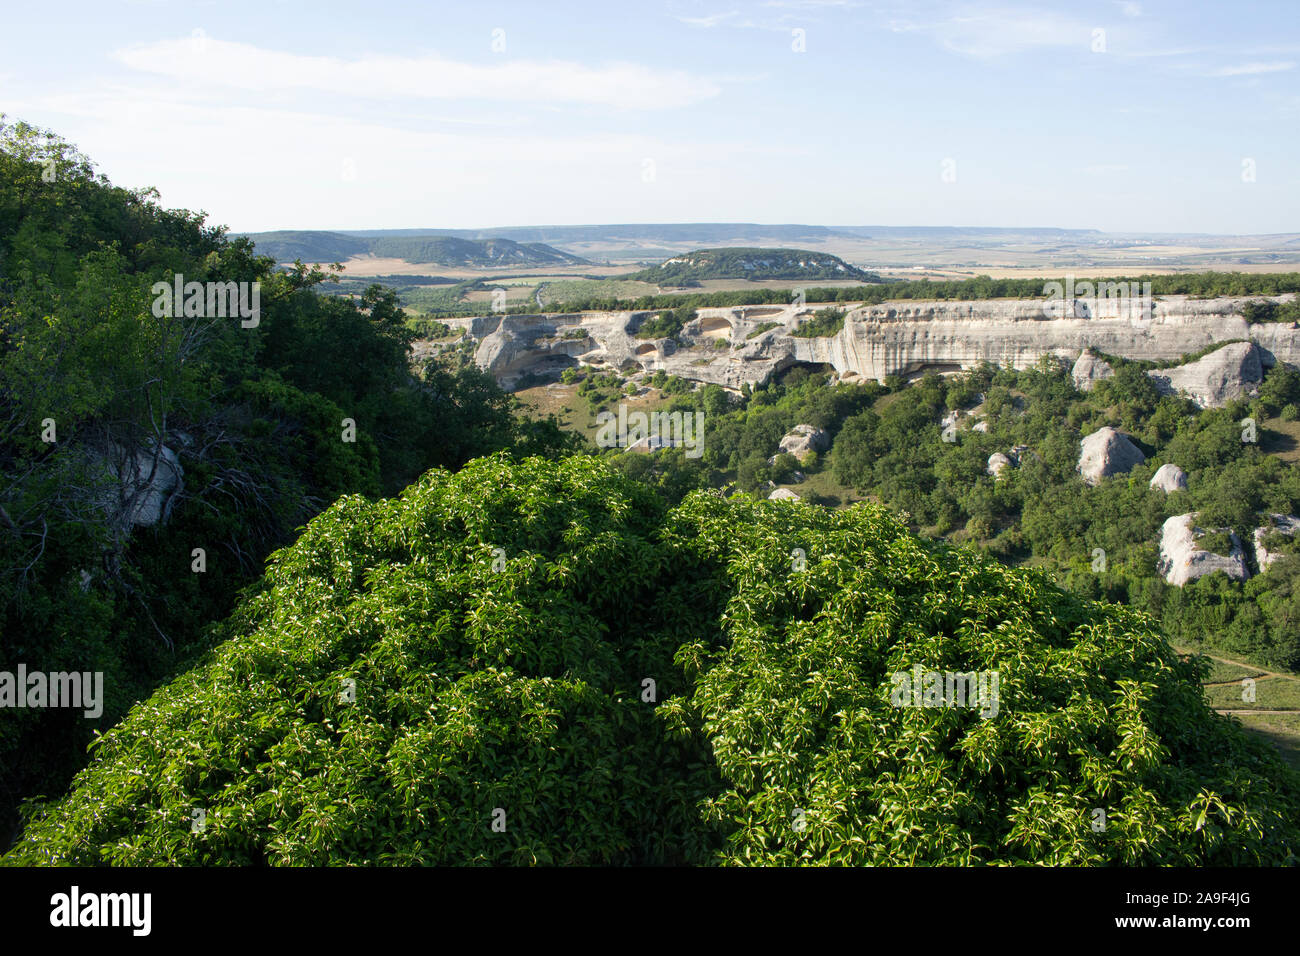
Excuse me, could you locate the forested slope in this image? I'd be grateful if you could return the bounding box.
[0,118,574,847]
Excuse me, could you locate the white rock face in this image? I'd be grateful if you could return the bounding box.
[987,453,1012,479]
[1149,463,1188,493]
[1077,427,1145,486]
[778,424,830,458]
[92,442,184,528]
[439,293,1300,393]
[972,420,989,433]
[1253,515,1300,570]
[1071,351,1114,391]
[768,487,801,500]
[1145,342,1264,409]
[1158,513,1250,586]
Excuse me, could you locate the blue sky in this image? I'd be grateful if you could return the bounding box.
[2,0,1297,234]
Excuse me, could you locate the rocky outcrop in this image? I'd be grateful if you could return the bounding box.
[1253,515,1300,570]
[1149,463,1188,493]
[987,453,1012,479]
[1158,513,1250,586]
[1077,427,1145,486]
[1071,351,1114,391]
[1146,342,1264,409]
[768,488,801,501]
[91,442,183,529]
[435,293,1300,393]
[778,424,830,458]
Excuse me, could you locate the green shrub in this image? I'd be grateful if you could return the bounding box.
[7,455,1297,866]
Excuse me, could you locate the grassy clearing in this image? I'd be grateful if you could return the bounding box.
[1262,415,1300,464]
[1203,658,1266,683]
[1205,676,1300,711]
[1231,713,1300,772]
[512,382,678,443]
[538,279,659,304]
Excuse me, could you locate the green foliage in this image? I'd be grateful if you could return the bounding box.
[541,272,1300,318]
[0,118,575,846]
[635,305,695,340]
[790,307,846,339]
[6,454,1297,866]
[627,248,878,284]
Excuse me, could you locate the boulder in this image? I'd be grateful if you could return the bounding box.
[1077,427,1145,486]
[1146,342,1264,409]
[1253,514,1300,571]
[1149,463,1188,493]
[986,453,1013,479]
[91,442,184,529]
[1071,351,1114,391]
[1157,513,1250,586]
[768,488,801,501]
[778,424,830,458]
[972,420,989,433]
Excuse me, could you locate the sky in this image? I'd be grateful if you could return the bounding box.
[2,0,1298,234]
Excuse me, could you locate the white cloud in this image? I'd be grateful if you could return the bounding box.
[1116,1,1141,17]
[2,84,804,230]
[677,10,739,27]
[1209,61,1295,77]
[889,6,1090,58]
[112,37,721,111]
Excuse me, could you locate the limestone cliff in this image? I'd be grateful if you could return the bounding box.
[424,293,1300,393]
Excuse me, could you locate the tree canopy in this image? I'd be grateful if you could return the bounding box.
[6,454,1296,865]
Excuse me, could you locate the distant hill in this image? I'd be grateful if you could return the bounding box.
[341,223,854,244]
[627,247,881,284]
[242,230,589,267]
[244,230,371,263]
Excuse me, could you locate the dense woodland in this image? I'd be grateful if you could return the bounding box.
[603,356,1300,673]
[0,119,576,847]
[2,119,1299,865]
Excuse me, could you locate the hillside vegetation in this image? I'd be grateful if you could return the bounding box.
[243,231,589,268]
[0,118,577,846]
[627,247,880,285]
[6,454,1297,866]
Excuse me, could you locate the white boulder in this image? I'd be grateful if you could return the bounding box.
[987,453,1013,479]
[1157,513,1250,586]
[778,424,830,458]
[1146,342,1264,409]
[1071,351,1114,392]
[1253,515,1300,570]
[1149,463,1188,493]
[1077,427,1145,486]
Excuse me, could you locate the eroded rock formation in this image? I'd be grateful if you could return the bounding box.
[1077,427,1145,486]
[428,293,1300,393]
[1158,513,1250,586]
[1149,463,1189,493]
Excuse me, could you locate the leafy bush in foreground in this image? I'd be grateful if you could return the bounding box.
[5,455,1298,865]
